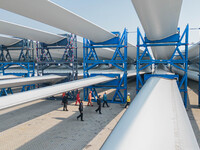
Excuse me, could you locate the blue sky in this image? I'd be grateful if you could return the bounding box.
[0,0,200,45]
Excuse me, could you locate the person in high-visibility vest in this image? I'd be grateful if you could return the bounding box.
[87,91,93,106]
[125,93,131,108]
[75,91,81,105]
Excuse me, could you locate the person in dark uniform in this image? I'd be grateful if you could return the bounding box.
[62,92,69,111]
[95,95,102,114]
[77,100,84,121]
[102,91,109,107]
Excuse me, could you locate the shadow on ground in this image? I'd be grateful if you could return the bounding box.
[0,98,62,132]
[16,79,136,150]
[187,79,200,146]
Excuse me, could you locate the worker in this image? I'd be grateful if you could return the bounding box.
[68,49,74,61]
[87,91,93,106]
[102,91,109,107]
[75,91,81,105]
[95,95,102,114]
[62,92,69,111]
[125,93,131,108]
[77,100,84,121]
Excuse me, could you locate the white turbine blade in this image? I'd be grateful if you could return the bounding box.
[0,75,20,80]
[0,75,66,89]
[0,20,120,60]
[0,76,114,110]
[0,1,138,59]
[102,77,199,150]
[188,42,200,64]
[0,34,21,46]
[0,0,115,43]
[131,0,183,59]
[172,66,199,82]
[0,20,65,44]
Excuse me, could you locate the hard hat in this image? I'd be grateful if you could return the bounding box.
[128,93,130,95]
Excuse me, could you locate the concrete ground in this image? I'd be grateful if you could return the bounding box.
[0,78,135,150]
[0,78,200,150]
[187,79,200,146]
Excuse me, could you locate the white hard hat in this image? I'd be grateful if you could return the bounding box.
[128,93,130,95]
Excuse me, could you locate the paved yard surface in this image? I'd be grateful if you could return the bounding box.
[0,79,199,149]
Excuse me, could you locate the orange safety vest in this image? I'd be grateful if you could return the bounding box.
[62,92,66,98]
[88,93,92,101]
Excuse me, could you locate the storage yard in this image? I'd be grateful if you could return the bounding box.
[0,0,200,150]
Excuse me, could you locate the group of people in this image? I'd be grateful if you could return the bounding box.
[76,91,109,121]
[62,90,131,122]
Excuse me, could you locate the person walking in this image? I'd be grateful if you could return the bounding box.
[77,100,84,121]
[125,93,131,108]
[75,91,81,105]
[87,91,93,106]
[62,92,69,111]
[102,91,109,107]
[95,95,102,114]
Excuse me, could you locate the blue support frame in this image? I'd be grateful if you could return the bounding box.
[83,28,128,104]
[136,25,189,107]
[0,39,35,96]
[0,62,35,77]
[36,34,78,100]
[0,39,35,77]
[0,88,13,96]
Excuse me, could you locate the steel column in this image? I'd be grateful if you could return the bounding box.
[136,25,189,107]
[36,34,78,100]
[83,28,128,104]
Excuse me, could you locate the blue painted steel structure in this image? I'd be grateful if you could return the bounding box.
[0,39,35,76]
[36,34,78,100]
[0,39,35,96]
[136,25,189,107]
[0,62,35,77]
[0,39,34,62]
[83,28,128,104]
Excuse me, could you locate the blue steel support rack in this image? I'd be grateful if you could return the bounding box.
[0,39,34,62]
[83,28,128,104]
[36,34,78,100]
[0,39,35,77]
[136,25,189,107]
[0,39,35,96]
